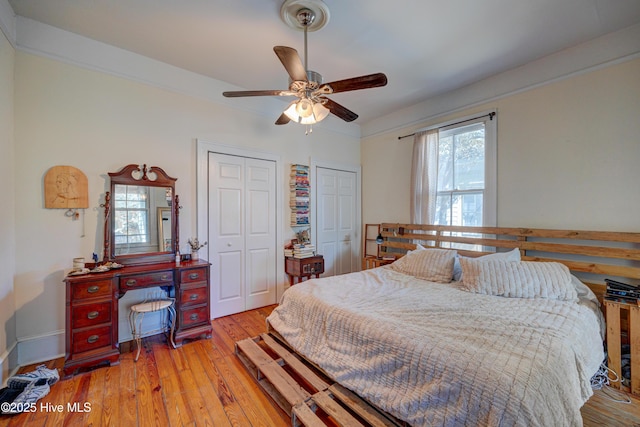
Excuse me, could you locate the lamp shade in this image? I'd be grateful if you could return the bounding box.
[284,99,330,125]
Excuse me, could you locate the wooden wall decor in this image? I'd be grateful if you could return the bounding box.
[44,165,89,209]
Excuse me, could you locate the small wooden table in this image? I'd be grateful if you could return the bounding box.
[604,299,640,395]
[285,255,324,286]
[362,255,395,270]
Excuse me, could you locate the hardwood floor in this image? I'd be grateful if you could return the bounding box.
[1,304,639,427]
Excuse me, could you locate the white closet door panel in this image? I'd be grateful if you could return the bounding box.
[219,188,242,236]
[337,172,357,274]
[248,190,269,235]
[245,158,276,310]
[246,248,269,293]
[209,153,245,317]
[317,171,337,276]
[218,251,243,300]
[316,167,358,277]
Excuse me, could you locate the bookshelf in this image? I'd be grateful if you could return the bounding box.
[290,164,310,227]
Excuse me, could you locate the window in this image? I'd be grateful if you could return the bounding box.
[114,184,150,246]
[412,112,496,227]
[435,122,487,226]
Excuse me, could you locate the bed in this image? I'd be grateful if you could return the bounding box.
[264,224,640,426]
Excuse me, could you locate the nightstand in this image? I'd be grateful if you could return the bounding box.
[285,255,324,286]
[362,255,395,270]
[604,299,640,396]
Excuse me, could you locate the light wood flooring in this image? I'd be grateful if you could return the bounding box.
[1,304,639,426]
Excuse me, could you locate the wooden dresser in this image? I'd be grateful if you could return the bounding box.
[63,260,212,378]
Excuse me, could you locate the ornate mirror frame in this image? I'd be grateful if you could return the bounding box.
[103,164,180,265]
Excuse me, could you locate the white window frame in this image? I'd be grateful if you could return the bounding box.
[423,111,497,226]
[114,184,151,247]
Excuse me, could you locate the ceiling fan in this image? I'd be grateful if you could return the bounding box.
[222,0,387,130]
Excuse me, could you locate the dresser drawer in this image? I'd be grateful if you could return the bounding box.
[72,325,112,354]
[71,302,112,329]
[72,279,113,301]
[180,267,207,284]
[180,305,209,327]
[180,284,208,306]
[120,271,174,289]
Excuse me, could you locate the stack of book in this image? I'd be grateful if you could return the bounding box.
[290,164,310,226]
[292,243,316,258]
[605,279,640,305]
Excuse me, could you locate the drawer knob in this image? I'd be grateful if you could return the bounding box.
[87,311,99,319]
[87,335,99,344]
[161,274,171,281]
[87,285,100,293]
[189,294,199,300]
[189,273,199,280]
[126,279,137,286]
[190,313,199,321]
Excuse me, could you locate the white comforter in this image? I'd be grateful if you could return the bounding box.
[267,267,604,427]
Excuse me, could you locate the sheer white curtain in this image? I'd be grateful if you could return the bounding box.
[410,129,439,224]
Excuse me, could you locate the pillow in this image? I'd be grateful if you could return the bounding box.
[459,258,578,301]
[453,248,521,281]
[390,247,456,283]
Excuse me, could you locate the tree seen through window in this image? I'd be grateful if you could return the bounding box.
[435,123,485,226]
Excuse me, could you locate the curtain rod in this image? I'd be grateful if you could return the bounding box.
[397,112,496,140]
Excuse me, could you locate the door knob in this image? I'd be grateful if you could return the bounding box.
[227,243,232,247]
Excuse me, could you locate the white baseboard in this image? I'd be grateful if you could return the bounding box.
[0,341,19,387]
[16,330,65,368]
[6,316,170,381]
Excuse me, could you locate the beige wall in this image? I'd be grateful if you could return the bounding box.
[12,51,360,363]
[5,4,639,370]
[0,28,16,382]
[362,57,640,232]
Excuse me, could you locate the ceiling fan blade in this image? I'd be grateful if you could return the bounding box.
[322,97,359,122]
[275,113,291,125]
[223,90,293,97]
[274,46,308,82]
[318,73,388,94]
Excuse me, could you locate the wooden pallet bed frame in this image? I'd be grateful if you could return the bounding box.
[235,332,404,427]
[378,223,640,301]
[236,224,640,426]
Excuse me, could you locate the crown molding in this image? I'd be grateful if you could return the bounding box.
[13,16,360,139]
[0,0,16,48]
[361,22,640,139]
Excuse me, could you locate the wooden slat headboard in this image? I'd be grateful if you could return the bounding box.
[379,223,640,299]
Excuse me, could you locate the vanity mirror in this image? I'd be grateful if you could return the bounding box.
[103,164,179,265]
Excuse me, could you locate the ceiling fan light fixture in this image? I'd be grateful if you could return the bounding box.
[295,98,314,118]
[312,101,330,122]
[284,99,329,125]
[222,0,387,132]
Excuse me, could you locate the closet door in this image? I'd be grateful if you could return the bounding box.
[316,167,358,277]
[208,153,276,317]
[244,158,277,310]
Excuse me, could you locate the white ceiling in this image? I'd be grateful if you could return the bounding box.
[7,0,640,125]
